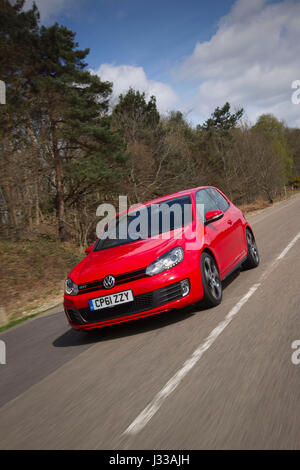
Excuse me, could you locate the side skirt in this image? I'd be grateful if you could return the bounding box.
[221,256,248,282]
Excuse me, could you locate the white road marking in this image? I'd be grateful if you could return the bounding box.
[277,232,300,260]
[259,232,300,282]
[124,285,260,435]
[124,231,300,436]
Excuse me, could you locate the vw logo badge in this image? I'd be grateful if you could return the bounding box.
[103,275,115,289]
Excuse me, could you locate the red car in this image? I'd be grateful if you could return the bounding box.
[64,187,259,331]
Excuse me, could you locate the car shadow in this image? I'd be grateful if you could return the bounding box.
[53,269,240,348]
[53,304,201,347]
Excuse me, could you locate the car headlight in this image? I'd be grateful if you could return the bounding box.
[146,247,184,276]
[65,277,79,296]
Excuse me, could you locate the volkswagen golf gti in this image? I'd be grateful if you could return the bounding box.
[64,186,259,331]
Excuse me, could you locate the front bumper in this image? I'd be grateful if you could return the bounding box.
[64,278,196,330]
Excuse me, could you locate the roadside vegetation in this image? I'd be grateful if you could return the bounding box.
[0,239,83,328]
[1,0,300,324]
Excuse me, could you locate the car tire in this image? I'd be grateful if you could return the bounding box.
[200,252,222,307]
[243,228,260,269]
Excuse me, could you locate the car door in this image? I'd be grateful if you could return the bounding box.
[195,189,240,277]
[206,188,246,271]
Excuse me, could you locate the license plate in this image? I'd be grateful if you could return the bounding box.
[89,289,134,311]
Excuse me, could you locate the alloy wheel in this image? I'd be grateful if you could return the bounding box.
[246,230,259,265]
[203,256,222,301]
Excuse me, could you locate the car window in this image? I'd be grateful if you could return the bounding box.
[206,188,230,212]
[195,189,219,223]
[94,195,193,251]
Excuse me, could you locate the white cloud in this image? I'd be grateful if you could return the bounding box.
[176,0,300,127]
[93,64,179,114]
[24,0,80,22]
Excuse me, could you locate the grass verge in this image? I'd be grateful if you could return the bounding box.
[0,303,61,333]
[0,238,84,330]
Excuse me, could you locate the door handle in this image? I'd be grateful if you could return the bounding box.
[227,219,233,225]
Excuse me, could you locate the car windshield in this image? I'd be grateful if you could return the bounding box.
[94,195,193,251]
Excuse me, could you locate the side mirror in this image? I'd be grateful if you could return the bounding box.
[85,244,94,255]
[205,210,224,225]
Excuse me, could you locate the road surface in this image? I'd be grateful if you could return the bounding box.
[1,194,300,449]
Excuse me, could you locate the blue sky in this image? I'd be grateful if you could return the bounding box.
[24,0,300,127]
[56,0,233,78]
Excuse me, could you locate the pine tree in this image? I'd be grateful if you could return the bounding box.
[0,0,40,238]
[200,102,244,133]
[113,88,160,141]
[31,23,127,240]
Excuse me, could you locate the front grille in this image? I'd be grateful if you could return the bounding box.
[68,280,186,325]
[77,268,146,295]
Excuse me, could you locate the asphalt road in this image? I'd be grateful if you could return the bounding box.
[1,194,300,450]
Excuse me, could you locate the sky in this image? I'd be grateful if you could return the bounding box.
[23,0,300,127]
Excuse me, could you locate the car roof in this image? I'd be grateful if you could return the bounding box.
[139,186,213,207]
[115,186,218,218]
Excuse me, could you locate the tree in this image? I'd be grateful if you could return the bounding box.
[113,88,160,142]
[286,128,300,177]
[200,102,244,132]
[197,103,244,197]
[253,114,293,184]
[30,23,127,240]
[0,0,40,105]
[0,3,128,241]
[0,0,40,238]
